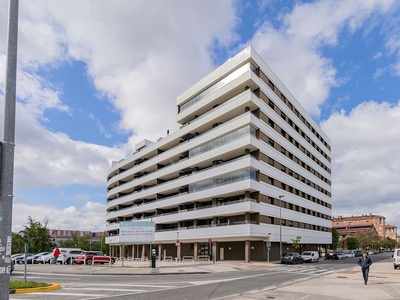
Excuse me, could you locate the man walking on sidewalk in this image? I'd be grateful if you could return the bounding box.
[357,251,372,285]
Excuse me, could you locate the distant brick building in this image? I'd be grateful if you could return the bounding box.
[332,214,397,240]
[48,229,105,245]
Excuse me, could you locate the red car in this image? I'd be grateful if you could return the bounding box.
[75,251,115,265]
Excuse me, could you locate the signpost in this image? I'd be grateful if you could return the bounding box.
[118,221,155,243]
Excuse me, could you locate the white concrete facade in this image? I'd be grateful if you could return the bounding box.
[105,47,332,261]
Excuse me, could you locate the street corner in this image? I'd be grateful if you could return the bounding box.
[9,283,61,294]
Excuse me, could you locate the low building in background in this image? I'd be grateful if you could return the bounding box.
[48,229,105,245]
[332,214,398,241]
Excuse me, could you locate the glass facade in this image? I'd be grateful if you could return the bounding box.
[189,125,256,158]
[189,168,257,193]
[180,62,255,112]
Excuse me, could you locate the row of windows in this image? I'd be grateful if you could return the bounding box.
[261,153,330,197]
[262,215,330,232]
[258,69,331,151]
[259,194,331,221]
[261,91,330,163]
[259,131,331,187]
[259,103,331,174]
[259,171,331,209]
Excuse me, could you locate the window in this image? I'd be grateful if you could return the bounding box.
[268,158,274,166]
[268,197,274,205]
[281,112,286,120]
[268,100,274,109]
[268,138,274,147]
[268,119,274,127]
[268,177,274,185]
[281,165,286,172]
[281,129,286,137]
[281,147,286,155]
[281,183,286,190]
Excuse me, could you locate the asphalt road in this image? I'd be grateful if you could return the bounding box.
[9,252,392,300]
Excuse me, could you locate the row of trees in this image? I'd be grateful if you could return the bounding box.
[331,228,398,251]
[12,216,107,255]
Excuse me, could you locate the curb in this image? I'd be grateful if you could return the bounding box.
[9,283,61,294]
[13,270,210,276]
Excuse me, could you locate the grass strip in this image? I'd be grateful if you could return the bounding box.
[9,281,51,289]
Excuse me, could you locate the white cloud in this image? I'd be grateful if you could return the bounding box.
[321,100,400,227]
[240,0,394,116]
[12,201,106,232]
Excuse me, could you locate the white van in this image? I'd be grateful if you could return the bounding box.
[301,251,319,263]
[393,248,400,269]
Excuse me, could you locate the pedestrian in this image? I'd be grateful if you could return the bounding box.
[53,246,60,265]
[357,251,372,285]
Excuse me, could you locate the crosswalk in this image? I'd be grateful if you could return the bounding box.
[9,282,186,300]
[269,265,347,276]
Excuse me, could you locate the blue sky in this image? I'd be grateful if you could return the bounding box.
[1,0,400,233]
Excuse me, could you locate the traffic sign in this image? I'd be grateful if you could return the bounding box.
[265,241,271,247]
[175,239,181,246]
[208,238,212,244]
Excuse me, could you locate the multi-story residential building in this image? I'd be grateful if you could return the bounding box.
[105,46,332,262]
[332,214,398,241]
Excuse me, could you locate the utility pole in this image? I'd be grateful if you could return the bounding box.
[0,1,19,299]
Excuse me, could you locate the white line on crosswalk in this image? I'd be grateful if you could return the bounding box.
[63,287,146,292]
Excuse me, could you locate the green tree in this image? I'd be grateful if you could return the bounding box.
[291,236,302,253]
[331,228,339,250]
[18,216,52,253]
[58,232,91,250]
[59,232,107,253]
[355,229,377,249]
[345,237,359,250]
[11,233,25,254]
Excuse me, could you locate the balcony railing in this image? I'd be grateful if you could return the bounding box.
[107,198,258,223]
[108,90,257,184]
[107,154,257,209]
[156,220,258,232]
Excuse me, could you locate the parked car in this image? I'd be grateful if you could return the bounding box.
[281,252,303,264]
[14,253,35,264]
[75,251,115,265]
[335,253,345,260]
[36,252,54,264]
[344,251,354,259]
[21,252,51,264]
[324,253,339,260]
[393,248,400,269]
[301,251,319,263]
[57,248,84,264]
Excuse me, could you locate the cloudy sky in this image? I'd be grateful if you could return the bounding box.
[1,0,400,233]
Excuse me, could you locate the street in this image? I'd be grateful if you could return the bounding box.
[9,252,392,300]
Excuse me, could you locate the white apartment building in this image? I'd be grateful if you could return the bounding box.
[105,46,332,262]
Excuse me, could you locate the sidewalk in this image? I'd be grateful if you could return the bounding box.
[224,260,400,300]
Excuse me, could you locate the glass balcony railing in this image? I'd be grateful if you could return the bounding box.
[179,62,256,113]
[156,220,258,232]
[189,125,256,158]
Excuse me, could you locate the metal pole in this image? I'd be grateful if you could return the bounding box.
[267,232,271,263]
[0,1,19,299]
[279,195,284,258]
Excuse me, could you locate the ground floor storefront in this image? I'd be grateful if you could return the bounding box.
[109,241,327,262]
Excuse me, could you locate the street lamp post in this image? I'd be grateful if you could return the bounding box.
[267,232,271,263]
[279,195,285,258]
[176,231,180,261]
